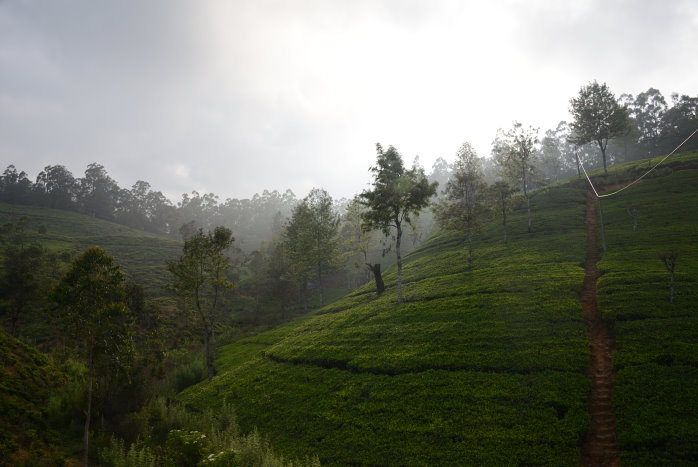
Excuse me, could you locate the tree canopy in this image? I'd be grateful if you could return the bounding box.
[569,81,631,174]
[359,143,437,303]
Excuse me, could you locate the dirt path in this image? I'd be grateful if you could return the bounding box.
[580,191,620,466]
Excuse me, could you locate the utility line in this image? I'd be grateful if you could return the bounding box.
[580,127,698,199]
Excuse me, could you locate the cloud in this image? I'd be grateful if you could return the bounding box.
[1,0,696,203]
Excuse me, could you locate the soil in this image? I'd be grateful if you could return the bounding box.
[580,191,620,466]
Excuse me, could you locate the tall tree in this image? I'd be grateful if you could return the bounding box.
[493,122,539,234]
[50,247,133,467]
[359,143,437,303]
[488,180,517,243]
[34,164,77,209]
[434,142,486,266]
[569,81,631,174]
[341,197,380,290]
[0,219,45,336]
[631,88,668,157]
[283,189,340,308]
[168,226,234,380]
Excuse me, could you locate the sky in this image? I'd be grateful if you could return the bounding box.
[1,0,696,203]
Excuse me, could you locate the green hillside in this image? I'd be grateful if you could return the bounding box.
[0,203,181,295]
[0,329,69,464]
[179,151,698,465]
[593,154,698,464]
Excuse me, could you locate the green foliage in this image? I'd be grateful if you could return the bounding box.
[360,143,438,302]
[0,329,69,464]
[50,246,135,464]
[98,397,318,467]
[0,217,46,336]
[283,188,341,307]
[0,201,182,295]
[433,142,487,265]
[569,80,631,173]
[168,226,235,380]
[179,180,592,465]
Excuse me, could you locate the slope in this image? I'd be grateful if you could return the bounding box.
[0,202,181,295]
[181,182,592,465]
[590,153,698,465]
[182,151,697,465]
[0,329,70,465]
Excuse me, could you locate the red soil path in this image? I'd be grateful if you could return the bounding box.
[580,191,620,467]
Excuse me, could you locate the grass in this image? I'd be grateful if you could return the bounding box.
[0,202,182,295]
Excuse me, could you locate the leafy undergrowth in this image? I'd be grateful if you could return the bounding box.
[593,154,698,464]
[0,329,70,465]
[0,202,181,295]
[180,183,594,465]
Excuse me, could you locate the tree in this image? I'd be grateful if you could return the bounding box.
[569,81,631,174]
[493,122,539,233]
[34,164,77,209]
[631,88,668,157]
[168,226,234,380]
[359,143,437,303]
[77,163,120,219]
[341,198,373,282]
[488,181,517,243]
[283,189,340,308]
[50,247,133,467]
[0,219,45,336]
[434,142,486,266]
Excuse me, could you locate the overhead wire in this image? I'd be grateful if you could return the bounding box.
[580,127,698,199]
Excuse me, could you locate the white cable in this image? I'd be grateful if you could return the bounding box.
[581,127,698,199]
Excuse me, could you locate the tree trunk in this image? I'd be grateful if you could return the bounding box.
[598,198,607,253]
[84,340,94,467]
[599,139,608,174]
[396,222,403,303]
[366,263,385,294]
[575,154,582,178]
[205,328,214,380]
[467,227,472,266]
[670,268,675,303]
[526,196,532,234]
[317,262,324,307]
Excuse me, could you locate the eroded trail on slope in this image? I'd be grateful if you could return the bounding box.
[580,191,620,467]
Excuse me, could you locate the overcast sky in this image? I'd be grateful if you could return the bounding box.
[1,0,696,202]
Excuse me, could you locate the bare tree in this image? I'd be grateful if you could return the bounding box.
[657,251,679,303]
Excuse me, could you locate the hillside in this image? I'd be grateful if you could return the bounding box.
[0,329,70,465]
[0,203,181,295]
[179,151,698,465]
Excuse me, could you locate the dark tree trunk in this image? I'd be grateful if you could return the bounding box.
[467,226,473,266]
[576,153,581,179]
[205,327,214,380]
[526,196,532,233]
[599,138,608,174]
[317,262,324,307]
[366,263,385,294]
[396,222,403,303]
[84,339,94,467]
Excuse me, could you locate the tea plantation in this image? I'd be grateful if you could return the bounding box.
[180,182,593,465]
[180,151,698,465]
[591,153,698,464]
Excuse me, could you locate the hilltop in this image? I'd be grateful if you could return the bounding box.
[179,151,698,465]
